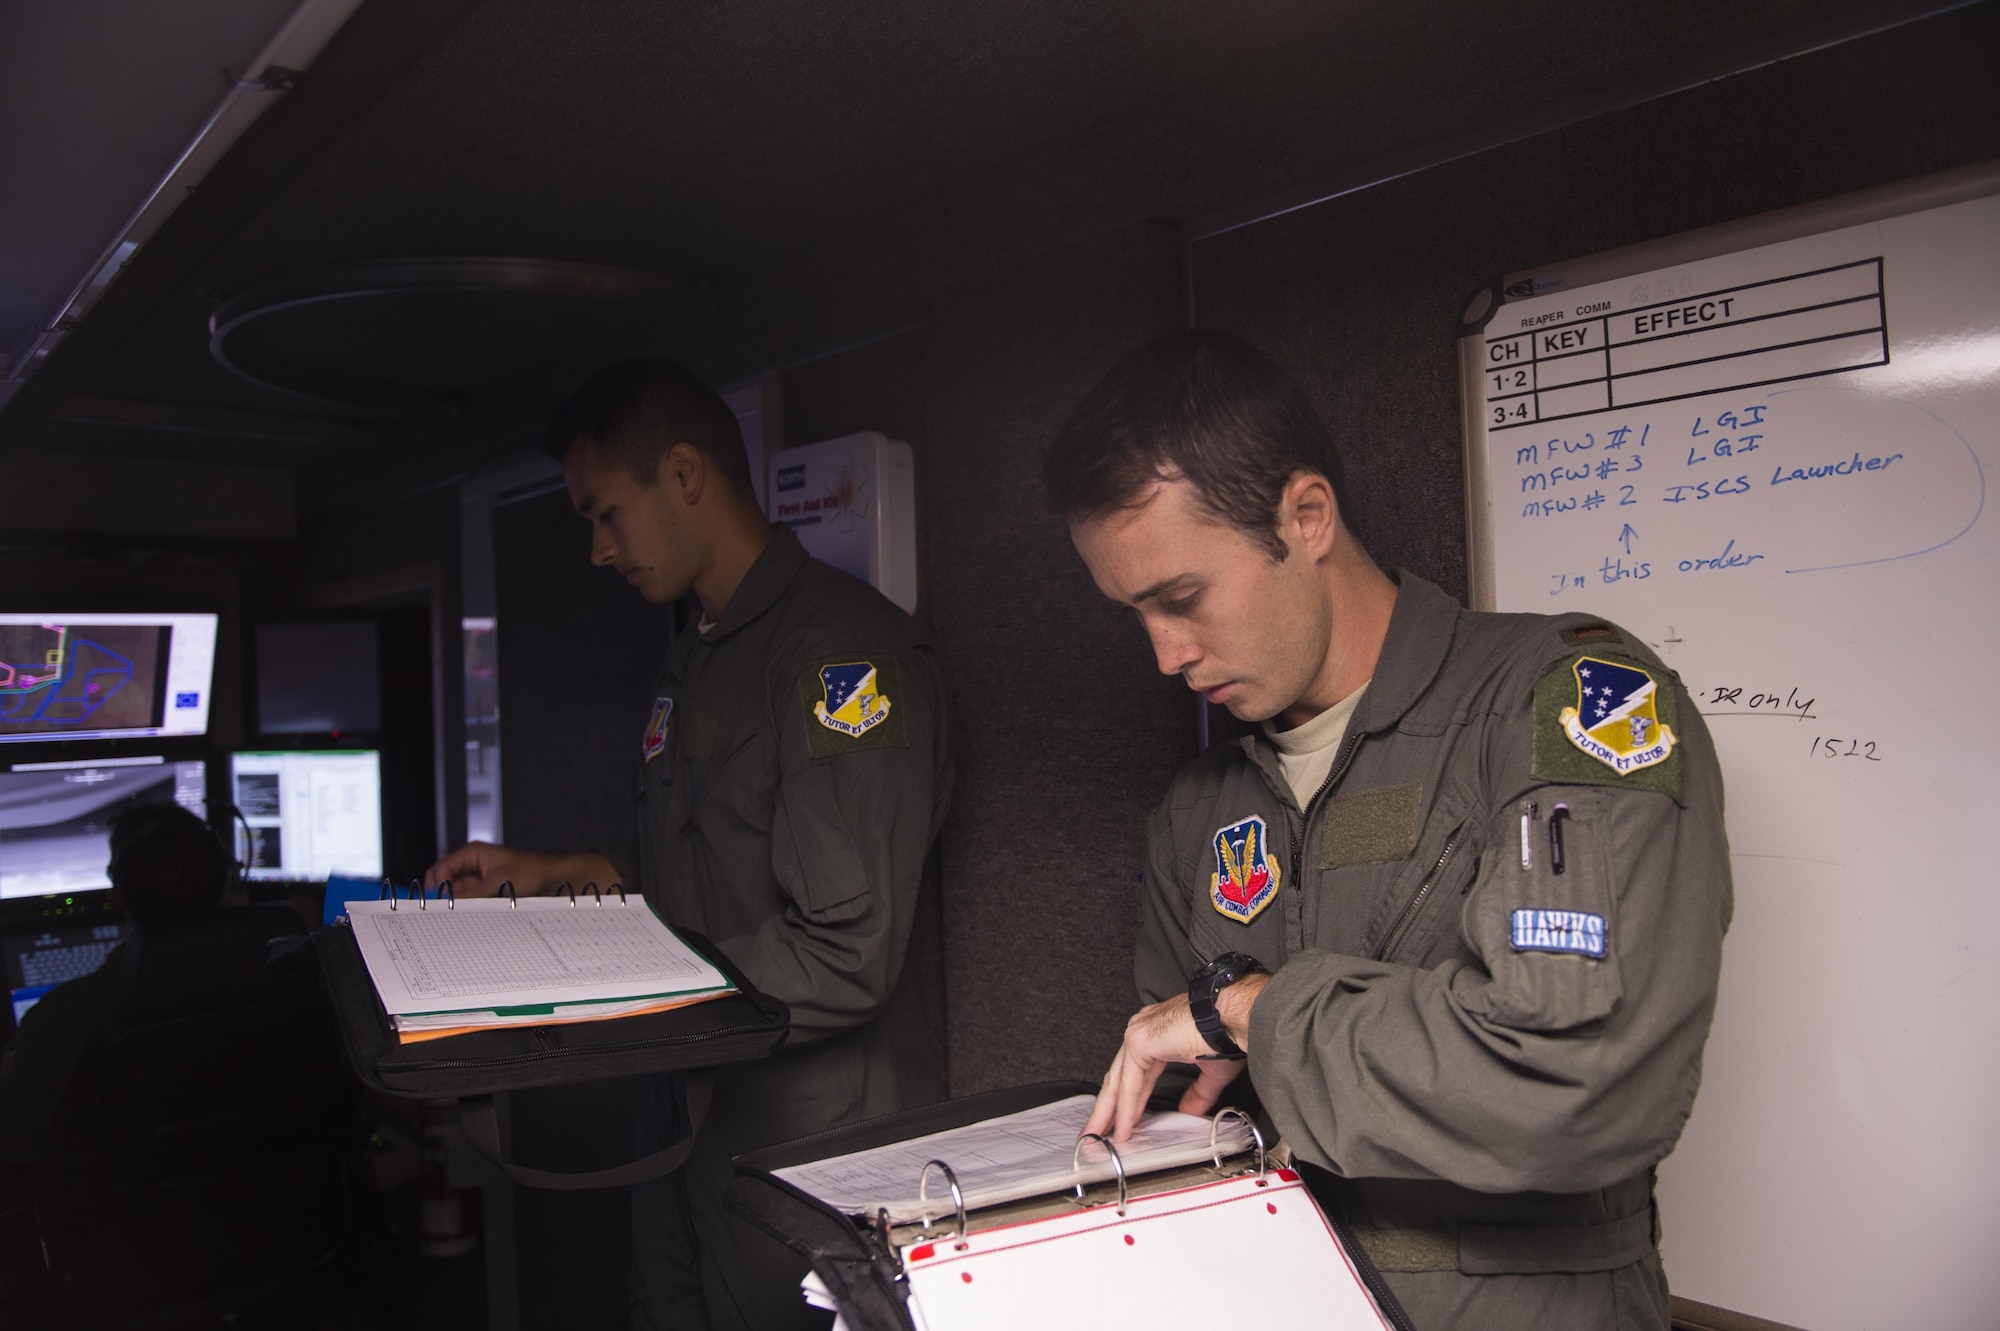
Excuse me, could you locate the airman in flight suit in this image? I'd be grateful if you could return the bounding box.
[1049,332,1730,1330]
[431,360,951,1331]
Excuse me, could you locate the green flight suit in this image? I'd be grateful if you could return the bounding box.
[1136,571,1732,1330]
[610,526,952,1331]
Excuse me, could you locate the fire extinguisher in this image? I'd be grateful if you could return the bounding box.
[419,1099,481,1257]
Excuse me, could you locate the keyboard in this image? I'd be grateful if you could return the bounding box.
[15,939,118,988]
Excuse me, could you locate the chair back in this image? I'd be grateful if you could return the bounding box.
[36,906,351,1328]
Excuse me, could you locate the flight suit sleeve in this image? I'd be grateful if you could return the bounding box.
[1134,797,1195,1007]
[711,642,952,1047]
[1244,660,1733,1194]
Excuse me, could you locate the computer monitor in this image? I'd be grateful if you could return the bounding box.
[0,613,219,747]
[231,750,383,881]
[0,756,208,902]
[255,621,381,735]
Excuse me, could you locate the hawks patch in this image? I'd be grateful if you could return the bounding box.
[797,657,908,759]
[1558,656,1677,775]
[642,697,674,761]
[1510,909,1606,958]
[1209,815,1281,925]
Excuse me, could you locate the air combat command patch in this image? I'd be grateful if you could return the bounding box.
[1532,652,1683,801]
[1210,815,1280,924]
[798,657,907,759]
[642,697,674,761]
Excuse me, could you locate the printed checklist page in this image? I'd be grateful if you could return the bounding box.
[773,1095,1253,1223]
[348,897,729,1016]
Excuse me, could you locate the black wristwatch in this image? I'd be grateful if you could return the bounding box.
[1188,952,1268,1061]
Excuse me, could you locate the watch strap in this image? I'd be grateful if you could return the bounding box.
[1189,952,1266,1060]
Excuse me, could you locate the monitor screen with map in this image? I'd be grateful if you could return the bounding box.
[0,613,218,746]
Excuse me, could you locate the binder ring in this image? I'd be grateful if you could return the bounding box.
[379,878,397,911]
[438,878,455,909]
[412,878,427,910]
[610,881,628,904]
[585,881,602,905]
[873,1208,906,1281]
[1072,1133,1128,1215]
[917,1159,966,1240]
[499,880,517,908]
[1209,1107,1268,1179]
[556,881,575,906]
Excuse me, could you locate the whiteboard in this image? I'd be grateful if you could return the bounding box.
[1458,162,2000,1331]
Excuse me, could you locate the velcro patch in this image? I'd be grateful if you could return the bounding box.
[1320,782,1422,867]
[798,657,907,759]
[1531,653,1683,802]
[679,708,721,762]
[1510,908,1606,957]
[1559,623,1622,646]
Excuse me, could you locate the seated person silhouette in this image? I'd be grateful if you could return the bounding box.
[0,804,229,1169]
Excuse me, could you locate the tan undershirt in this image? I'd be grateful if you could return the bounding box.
[1261,680,1370,810]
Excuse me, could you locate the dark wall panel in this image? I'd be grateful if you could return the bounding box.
[493,488,677,859]
[921,222,1191,1093]
[784,222,1192,1095]
[1190,5,2000,602]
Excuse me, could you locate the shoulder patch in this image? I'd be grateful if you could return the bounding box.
[1210,815,1281,924]
[1532,654,1683,801]
[1558,623,1622,647]
[798,657,907,758]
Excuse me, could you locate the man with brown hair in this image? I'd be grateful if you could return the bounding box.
[429,360,952,1330]
[1046,331,1731,1329]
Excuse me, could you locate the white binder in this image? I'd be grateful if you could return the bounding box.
[893,1166,1395,1330]
[781,1101,1405,1331]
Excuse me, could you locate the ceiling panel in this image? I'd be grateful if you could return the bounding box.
[1,0,1959,505]
[0,0,303,373]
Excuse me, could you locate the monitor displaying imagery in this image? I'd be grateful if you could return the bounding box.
[231,750,383,882]
[0,756,208,901]
[0,613,219,746]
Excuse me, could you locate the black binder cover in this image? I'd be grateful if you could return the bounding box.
[311,919,788,1098]
[730,1082,1092,1331]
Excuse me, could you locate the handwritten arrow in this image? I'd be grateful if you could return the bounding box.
[1617,524,1639,555]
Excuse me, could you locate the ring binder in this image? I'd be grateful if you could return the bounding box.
[556,880,576,906]
[727,1082,1418,1331]
[1209,1106,1267,1177]
[873,1208,907,1285]
[499,879,517,907]
[918,1159,966,1240]
[1071,1132,1127,1215]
